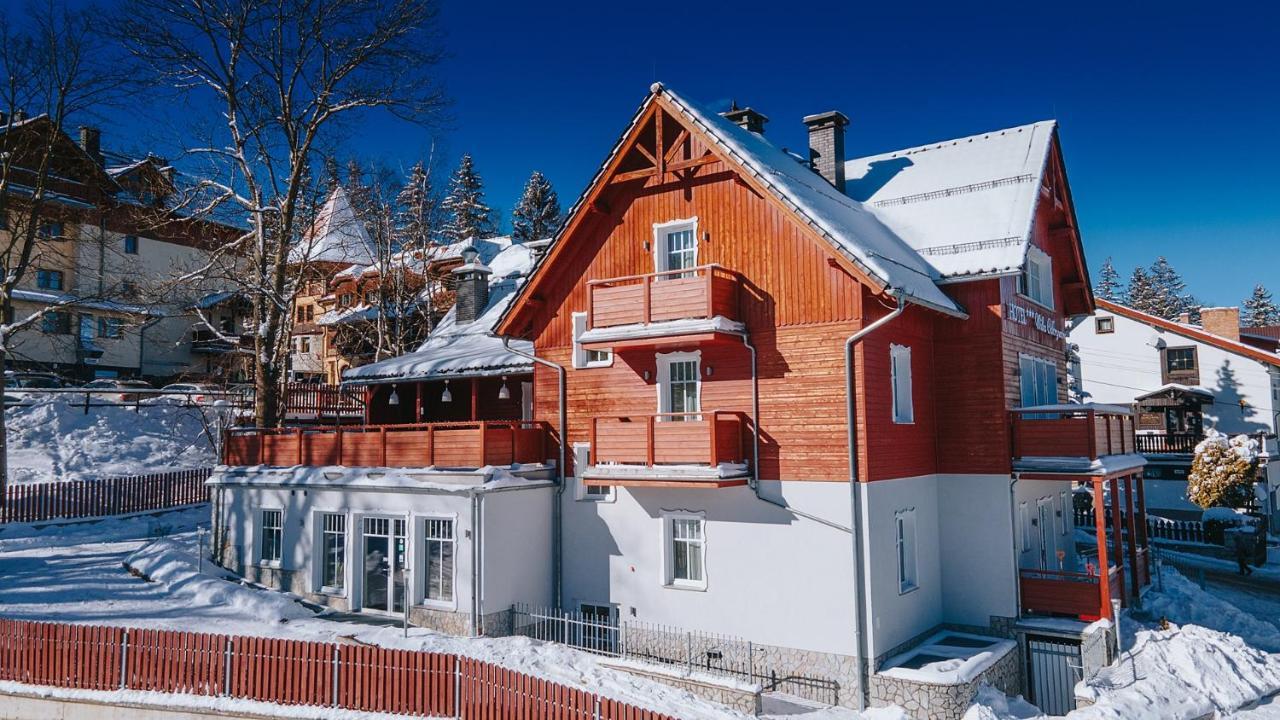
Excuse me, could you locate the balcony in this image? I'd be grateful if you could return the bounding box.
[582,265,744,350]
[223,420,551,469]
[284,382,365,419]
[1010,404,1142,478]
[585,411,749,487]
[1019,566,1123,621]
[191,328,252,354]
[1134,431,1202,455]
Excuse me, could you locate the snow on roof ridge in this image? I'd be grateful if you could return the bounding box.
[659,86,962,316]
[848,119,1057,164]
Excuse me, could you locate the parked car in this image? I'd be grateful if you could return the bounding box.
[3,371,66,405]
[81,378,154,403]
[158,382,222,405]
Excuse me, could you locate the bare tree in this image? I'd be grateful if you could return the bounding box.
[116,0,447,426]
[0,1,131,497]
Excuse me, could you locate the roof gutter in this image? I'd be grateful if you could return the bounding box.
[495,333,567,609]
[845,290,907,711]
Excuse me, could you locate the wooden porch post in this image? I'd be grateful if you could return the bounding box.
[1108,476,1127,606]
[415,382,424,423]
[470,377,479,421]
[1135,471,1150,552]
[1092,478,1112,620]
[1124,474,1140,596]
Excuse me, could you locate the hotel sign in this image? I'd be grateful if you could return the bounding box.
[1005,301,1067,340]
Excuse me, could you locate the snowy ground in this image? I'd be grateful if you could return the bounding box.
[4,398,220,483]
[0,508,815,719]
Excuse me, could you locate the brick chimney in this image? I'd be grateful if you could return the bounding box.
[452,248,491,324]
[79,126,102,165]
[721,102,768,135]
[1200,307,1241,342]
[803,111,849,192]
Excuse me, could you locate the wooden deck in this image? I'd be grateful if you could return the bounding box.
[587,264,741,329]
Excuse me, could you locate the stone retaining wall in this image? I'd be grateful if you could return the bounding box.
[869,642,1020,720]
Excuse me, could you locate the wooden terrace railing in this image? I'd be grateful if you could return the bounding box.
[1018,565,1122,620]
[1010,406,1135,461]
[284,382,366,418]
[589,411,745,468]
[224,421,551,469]
[587,264,742,330]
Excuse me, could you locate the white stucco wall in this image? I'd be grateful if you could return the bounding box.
[937,474,1018,627]
[480,487,555,613]
[1072,310,1280,435]
[560,477,858,656]
[860,474,942,659]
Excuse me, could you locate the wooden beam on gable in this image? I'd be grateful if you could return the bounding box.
[608,166,659,185]
[655,108,665,179]
[667,153,718,173]
[663,129,689,165]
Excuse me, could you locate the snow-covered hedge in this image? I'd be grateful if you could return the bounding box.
[1187,429,1258,509]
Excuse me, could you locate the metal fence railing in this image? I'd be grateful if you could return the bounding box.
[510,603,840,705]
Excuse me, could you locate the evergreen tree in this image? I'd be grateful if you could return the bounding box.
[1126,266,1158,314]
[440,153,495,243]
[1147,257,1194,320]
[343,159,377,236]
[1095,257,1124,302]
[396,161,437,249]
[1242,284,1280,327]
[511,171,561,244]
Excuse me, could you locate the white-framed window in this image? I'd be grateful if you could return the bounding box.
[653,218,698,274]
[571,312,612,368]
[423,518,455,604]
[573,443,614,502]
[663,513,706,590]
[259,509,283,565]
[656,350,701,421]
[320,513,345,592]
[1020,245,1054,308]
[1018,501,1031,553]
[1018,355,1058,408]
[890,344,913,424]
[895,509,918,594]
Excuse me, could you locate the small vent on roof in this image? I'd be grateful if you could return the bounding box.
[873,174,1036,208]
[919,236,1022,256]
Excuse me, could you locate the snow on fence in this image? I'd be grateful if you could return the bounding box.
[0,618,676,720]
[1074,506,1207,544]
[0,468,212,524]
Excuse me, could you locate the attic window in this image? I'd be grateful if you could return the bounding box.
[1095,316,1114,334]
[1019,245,1054,309]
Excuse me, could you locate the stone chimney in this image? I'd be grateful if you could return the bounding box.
[79,126,102,164]
[803,111,849,192]
[452,251,492,325]
[721,102,768,135]
[1200,307,1241,342]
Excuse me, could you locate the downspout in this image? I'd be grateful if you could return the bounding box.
[732,330,851,533]
[497,335,567,609]
[470,489,482,636]
[1009,474,1023,616]
[845,291,907,712]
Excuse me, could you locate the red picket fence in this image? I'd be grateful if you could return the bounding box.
[0,468,212,524]
[0,619,680,720]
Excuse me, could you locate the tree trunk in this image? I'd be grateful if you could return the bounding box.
[0,344,8,506]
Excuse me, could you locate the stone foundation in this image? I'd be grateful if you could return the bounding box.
[601,661,762,716]
[869,641,1020,720]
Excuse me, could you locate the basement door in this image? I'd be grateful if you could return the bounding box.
[1025,634,1082,715]
[361,517,407,614]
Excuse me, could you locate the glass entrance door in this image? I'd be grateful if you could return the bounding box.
[362,517,406,613]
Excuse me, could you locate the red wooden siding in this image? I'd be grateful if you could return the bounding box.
[0,619,676,720]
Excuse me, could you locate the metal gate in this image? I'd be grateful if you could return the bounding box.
[1026,634,1082,715]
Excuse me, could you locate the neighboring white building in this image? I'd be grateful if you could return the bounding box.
[1071,300,1280,520]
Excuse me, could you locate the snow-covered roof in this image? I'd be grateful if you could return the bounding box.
[844,121,1056,280]
[1134,384,1215,402]
[289,186,377,265]
[1097,299,1280,368]
[660,86,963,317]
[11,289,156,316]
[343,240,535,384]
[578,316,745,345]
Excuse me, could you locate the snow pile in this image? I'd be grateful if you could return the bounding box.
[961,684,1045,719]
[124,537,313,625]
[1073,624,1280,719]
[5,398,219,484]
[1143,566,1280,652]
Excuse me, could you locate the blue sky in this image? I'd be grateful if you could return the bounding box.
[104,0,1278,307]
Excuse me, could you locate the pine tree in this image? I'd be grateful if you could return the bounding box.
[396,161,436,249]
[1125,266,1158,314]
[1242,284,1280,327]
[440,153,495,243]
[1148,256,1193,320]
[343,159,377,235]
[511,171,561,244]
[1095,257,1124,302]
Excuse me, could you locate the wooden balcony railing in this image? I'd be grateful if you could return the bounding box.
[587,264,742,330]
[1134,432,1203,454]
[1010,406,1135,461]
[589,411,746,468]
[284,382,365,417]
[223,420,551,469]
[1019,565,1121,620]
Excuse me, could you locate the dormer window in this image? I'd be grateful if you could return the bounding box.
[1019,245,1054,309]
